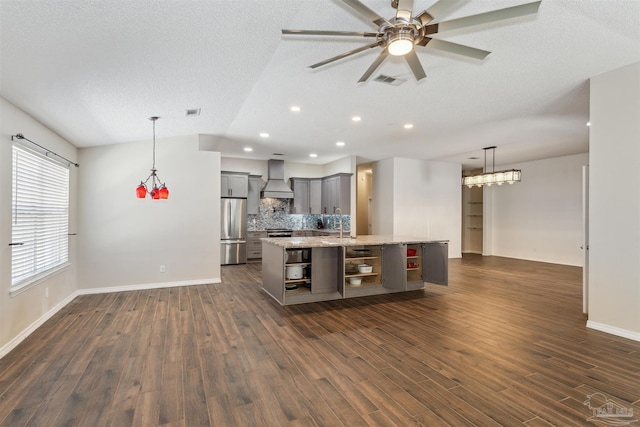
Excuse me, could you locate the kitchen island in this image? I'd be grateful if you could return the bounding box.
[262,235,448,305]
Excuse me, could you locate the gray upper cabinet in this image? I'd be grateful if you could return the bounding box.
[290,178,310,214]
[423,242,448,286]
[309,179,322,214]
[291,178,323,214]
[322,173,352,214]
[221,171,249,198]
[247,175,262,214]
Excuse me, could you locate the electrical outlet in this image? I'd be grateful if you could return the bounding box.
[160,265,165,273]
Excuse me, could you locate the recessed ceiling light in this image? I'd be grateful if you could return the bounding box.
[586,121,591,126]
[309,153,318,158]
[352,116,361,122]
[260,132,269,138]
[244,147,253,152]
[290,106,301,112]
[336,141,345,147]
[404,123,413,129]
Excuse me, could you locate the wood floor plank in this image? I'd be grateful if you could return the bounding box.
[0,255,638,426]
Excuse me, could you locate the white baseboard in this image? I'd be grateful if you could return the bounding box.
[77,278,221,295]
[0,291,79,358]
[0,277,221,359]
[587,320,640,342]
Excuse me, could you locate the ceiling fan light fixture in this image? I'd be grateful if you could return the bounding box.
[388,30,414,56]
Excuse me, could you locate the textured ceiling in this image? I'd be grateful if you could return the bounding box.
[1,0,639,169]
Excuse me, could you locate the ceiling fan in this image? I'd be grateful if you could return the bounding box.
[282,0,541,82]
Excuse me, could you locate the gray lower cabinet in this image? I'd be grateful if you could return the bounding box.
[311,247,342,294]
[262,240,448,305]
[423,242,448,286]
[381,244,407,291]
[246,231,266,260]
[247,175,262,215]
[262,244,343,305]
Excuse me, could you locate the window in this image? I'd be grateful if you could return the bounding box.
[11,144,70,293]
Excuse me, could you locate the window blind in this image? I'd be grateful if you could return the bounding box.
[11,144,70,290]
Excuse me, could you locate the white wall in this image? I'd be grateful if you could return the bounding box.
[484,153,588,266]
[322,156,354,177]
[372,158,462,257]
[372,158,395,235]
[588,62,640,339]
[0,97,78,353]
[77,134,220,290]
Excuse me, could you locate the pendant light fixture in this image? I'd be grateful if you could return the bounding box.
[136,116,169,199]
[462,146,521,188]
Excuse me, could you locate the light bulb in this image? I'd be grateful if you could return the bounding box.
[388,38,413,56]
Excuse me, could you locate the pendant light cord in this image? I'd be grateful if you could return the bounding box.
[150,116,158,171]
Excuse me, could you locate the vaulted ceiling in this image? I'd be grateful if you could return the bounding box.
[1,0,638,169]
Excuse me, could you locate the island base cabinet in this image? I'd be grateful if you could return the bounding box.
[262,243,343,305]
[381,244,407,291]
[261,239,448,305]
[311,247,342,294]
[423,242,448,286]
[262,242,286,303]
[406,243,424,290]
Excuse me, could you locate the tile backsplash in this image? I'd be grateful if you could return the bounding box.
[248,198,350,231]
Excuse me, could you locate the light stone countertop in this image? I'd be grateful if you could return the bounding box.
[261,235,448,248]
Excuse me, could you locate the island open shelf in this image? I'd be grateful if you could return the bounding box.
[261,236,448,305]
[344,245,382,289]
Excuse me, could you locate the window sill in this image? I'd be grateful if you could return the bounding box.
[10,262,71,298]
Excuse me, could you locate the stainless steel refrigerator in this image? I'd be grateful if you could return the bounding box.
[220,198,247,265]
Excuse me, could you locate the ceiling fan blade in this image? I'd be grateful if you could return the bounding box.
[427,0,462,17]
[282,29,378,37]
[309,42,380,69]
[415,0,462,26]
[434,1,541,33]
[358,51,389,83]
[395,0,414,23]
[343,0,392,27]
[425,38,490,60]
[405,50,426,81]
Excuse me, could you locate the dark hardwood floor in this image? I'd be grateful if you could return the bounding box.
[0,255,638,426]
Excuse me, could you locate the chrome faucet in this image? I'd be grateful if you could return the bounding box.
[334,207,343,240]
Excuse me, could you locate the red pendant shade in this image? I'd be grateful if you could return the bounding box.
[136,117,169,200]
[158,186,169,199]
[136,183,147,198]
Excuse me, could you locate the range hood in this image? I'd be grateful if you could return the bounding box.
[261,159,294,199]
